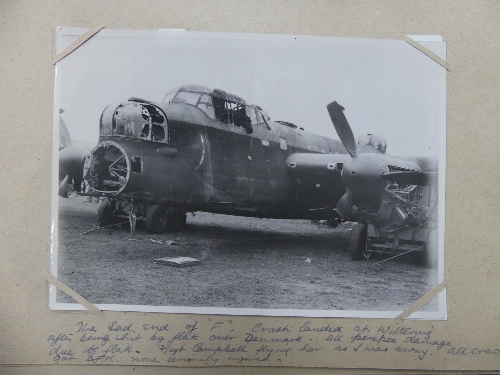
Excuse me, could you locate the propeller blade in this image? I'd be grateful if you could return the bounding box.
[327,101,357,158]
[58,174,70,198]
[382,171,438,186]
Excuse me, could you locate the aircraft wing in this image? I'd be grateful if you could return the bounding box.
[395,155,439,172]
[382,170,438,186]
[285,153,351,177]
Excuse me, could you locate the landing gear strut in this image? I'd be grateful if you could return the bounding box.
[95,199,187,233]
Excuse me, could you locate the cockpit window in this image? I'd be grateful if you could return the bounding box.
[162,85,181,104]
[172,91,200,106]
[246,106,257,125]
[170,91,216,119]
[255,107,271,129]
[163,92,176,104]
[213,97,245,125]
[161,86,262,133]
[197,94,215,119]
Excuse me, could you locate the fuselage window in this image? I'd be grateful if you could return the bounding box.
[279,138,287,150]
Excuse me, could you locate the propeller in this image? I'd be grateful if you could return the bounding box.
[326,101,436,222]
[326,101,357,157]
[327,101,386,201]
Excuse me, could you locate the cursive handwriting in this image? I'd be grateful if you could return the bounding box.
[45,319,499,365]
[299,321,342,333]
[47,333,72,347]
[252,323,289,333]
[49,346,76,364]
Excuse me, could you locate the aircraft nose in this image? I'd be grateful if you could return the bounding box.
[84,141,130,195]
[342,154,387,200]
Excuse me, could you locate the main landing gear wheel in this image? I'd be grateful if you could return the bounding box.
[145,205,187,234]
[348,223,369,261]
[96,198,118,227]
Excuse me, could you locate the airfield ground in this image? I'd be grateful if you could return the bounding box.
[55,197,437,313]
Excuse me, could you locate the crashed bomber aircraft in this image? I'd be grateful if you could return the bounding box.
[60,84,438,248]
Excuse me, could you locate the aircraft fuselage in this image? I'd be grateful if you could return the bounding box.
[84,101,354,220]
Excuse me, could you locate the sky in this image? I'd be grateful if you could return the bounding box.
[54,28,446,157]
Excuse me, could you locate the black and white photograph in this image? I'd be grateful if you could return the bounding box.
[51,28,446,319]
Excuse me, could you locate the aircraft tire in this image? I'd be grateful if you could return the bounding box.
[97,199,118,227]
[145,205,169,234]
[348,223,368,261]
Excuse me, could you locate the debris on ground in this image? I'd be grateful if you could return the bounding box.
[154,256,201,267]
[149,238,179,246]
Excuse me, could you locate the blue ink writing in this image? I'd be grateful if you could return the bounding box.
[49,346,76,364]
[47,333,72,347]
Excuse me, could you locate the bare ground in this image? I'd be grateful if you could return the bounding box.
[55,197,438,312]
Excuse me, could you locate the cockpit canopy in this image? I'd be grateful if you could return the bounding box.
[358,134,387,154]
[99,85,270,142]
[162,84,270,131]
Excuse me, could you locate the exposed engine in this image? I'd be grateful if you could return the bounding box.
[344,176,437,230]
[84,141,129,194]
[384,182,437,228]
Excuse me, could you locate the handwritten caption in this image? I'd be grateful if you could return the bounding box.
[46,319,499,365]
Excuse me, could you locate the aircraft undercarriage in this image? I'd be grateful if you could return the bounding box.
[96,198,187,234]
[347,222,438,268]
[343,181,439,268]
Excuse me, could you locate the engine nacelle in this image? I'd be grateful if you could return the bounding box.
[358,134,387,154]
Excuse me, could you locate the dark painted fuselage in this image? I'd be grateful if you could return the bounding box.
[103,104,348,219]
[87,109,358,220]
[83,85,389,220]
